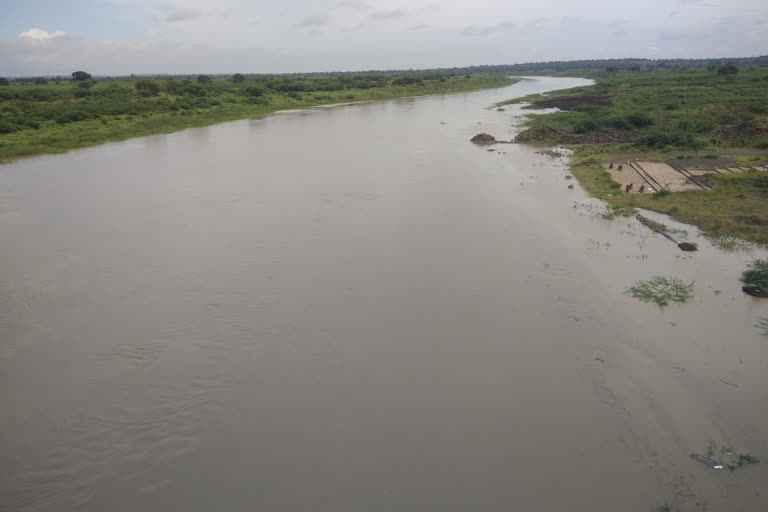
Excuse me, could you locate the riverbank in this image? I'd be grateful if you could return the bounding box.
[0,75,517,162]
[498,67,768,245]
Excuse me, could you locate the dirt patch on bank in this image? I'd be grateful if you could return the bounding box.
[524,95,613,110]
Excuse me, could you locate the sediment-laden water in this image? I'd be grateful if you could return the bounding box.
[1,77,766,512]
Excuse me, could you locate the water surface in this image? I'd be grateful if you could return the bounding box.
[1,77,766,512]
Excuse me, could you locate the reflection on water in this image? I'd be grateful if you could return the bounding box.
[1,77,766,512]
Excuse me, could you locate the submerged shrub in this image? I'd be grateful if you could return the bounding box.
[626,275,694,307]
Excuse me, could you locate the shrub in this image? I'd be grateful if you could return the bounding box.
[573,119,602,133]
[244,85,265,97]
[74,89,91,98]
[626,112,653,127]
[56,111,88,124]
[717,64,738,75]
[0,119,21,133]
[135,80,161,97]
[636,127,703,149]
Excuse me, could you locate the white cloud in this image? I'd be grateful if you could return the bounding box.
[19,28,67,41]
[1,0,766,75]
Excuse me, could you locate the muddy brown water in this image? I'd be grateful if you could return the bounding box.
[1,77,766,512]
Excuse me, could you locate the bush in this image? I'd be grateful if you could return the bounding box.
[74,89,91,98]
[0,77,9,86]
[652,188,672,199]
[636,127,703,149]
[135,80,161,97]
[56,111,88,124]
[197,75,212,83]
[244,85,264,97]
[0,119,21,133]
[741,259,768,291]
[717,64,738,76]
[232,73,245,83]
[626,112,653,127]
[573,119,601,133]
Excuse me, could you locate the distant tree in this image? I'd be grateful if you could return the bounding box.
[630,64,642,71]
[244,85,265,97]
[77,81,93,89]
[135,79,161,97]
[197,75,212,83]
[606,66,618,72]
[165,79,184,95]
[72,71,92,81]
[34,77,48,84]
[184,83,207,97]
[232,73,246,82]
[717,64,738,76]
[0,77,9,86]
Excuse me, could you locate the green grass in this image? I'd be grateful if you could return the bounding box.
[0,75,516,161]
[626,275,694,307]
[568,147,768,245]
[501,67,768,150]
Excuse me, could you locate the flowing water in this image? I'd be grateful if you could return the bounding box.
[1,77,766,512]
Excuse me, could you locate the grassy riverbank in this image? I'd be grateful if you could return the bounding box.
[500,67,768,245]
[0,74,516,162]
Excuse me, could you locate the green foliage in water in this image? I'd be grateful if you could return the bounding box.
[740,259,768,291]
[626,275,694,307]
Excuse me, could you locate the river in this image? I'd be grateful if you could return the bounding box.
[1,77,766,512]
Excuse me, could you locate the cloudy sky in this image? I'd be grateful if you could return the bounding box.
[1,0,766,76]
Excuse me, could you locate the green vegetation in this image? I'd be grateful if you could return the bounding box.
[510,66,768,245]
[570,151,768,244]
[626,275,694,307]
[740,259,768,292]
[505,67,768,150]
[692,441,760,472]
[0,73,516,161]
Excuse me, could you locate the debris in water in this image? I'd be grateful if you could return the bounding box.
[470,133,496,145]
[691,453,723,469]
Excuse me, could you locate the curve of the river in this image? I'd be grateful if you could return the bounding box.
[1,77,766,512]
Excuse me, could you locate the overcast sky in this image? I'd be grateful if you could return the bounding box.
[1,0,766,76]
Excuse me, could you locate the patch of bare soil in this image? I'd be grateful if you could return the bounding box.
[719,120,768,141]
[524,95,613,110]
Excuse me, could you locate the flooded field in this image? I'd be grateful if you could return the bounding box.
[1,77,766,512]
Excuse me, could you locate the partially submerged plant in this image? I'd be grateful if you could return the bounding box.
[740,259,768,292]
[756,316,768,336]
[708,235,752,253]
[626,275,694,307]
